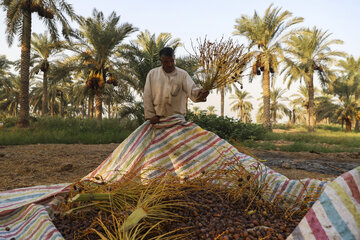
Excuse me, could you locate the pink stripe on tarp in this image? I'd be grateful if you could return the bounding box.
[174,137,222,169]
[5,205,34,225]
[141,131,209,169]
[3,206,45,238]
[121,123,152,161]
[86,124,153,180]
[0,186,69,212]
[44,227,61,240]
[1,185,67,194]
[341,172,360,205]
[276,180,290,198]
[305,208,329,240]
[24,218,49,240]
[297,178,312,198]
[151,124,184,144]
[125,131,209,181]
[187,145,234,179]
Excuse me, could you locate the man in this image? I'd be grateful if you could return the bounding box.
[143,47,209,124]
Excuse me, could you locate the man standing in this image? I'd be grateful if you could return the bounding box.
[143,47,209,124]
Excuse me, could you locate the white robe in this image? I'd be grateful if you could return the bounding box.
[143,66,202,119]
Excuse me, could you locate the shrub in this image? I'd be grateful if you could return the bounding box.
[316,124,342,132]
[186,112,266,141]
[272,123,290,130]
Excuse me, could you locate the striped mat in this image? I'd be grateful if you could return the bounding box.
[82,115,330,206]
[0,115,359,239]
[288,167,360,240]
[0,203,64,240]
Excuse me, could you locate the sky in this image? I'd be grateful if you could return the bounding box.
[1,0,360,121]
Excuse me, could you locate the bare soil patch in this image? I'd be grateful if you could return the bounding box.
[1,144,359,191]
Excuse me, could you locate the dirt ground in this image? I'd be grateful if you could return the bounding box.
[1,144,359,191]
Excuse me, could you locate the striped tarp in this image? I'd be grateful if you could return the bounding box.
[0,115,359,239]
[288,166,360,240]
[0,203,64,240]
[0,185,69,240]
[0,184,69,213]
[83,115,330,206]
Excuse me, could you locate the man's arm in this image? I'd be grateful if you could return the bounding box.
[143,72,160,124]
[184,73,209,102]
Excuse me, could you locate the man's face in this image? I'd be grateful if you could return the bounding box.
[160,55,175,73]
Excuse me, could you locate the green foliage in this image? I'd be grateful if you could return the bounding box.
[1,117,17,128]
[316,124,342,132]
[262,127,360,152]
[242,139,276,150]
[186,112,266,141]
[278,142,343,153]
[272,123,290,130]
[0,117,133,145]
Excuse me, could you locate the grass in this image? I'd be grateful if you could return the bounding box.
[0,117,135,145]
[241,124,360,153]
[1,117,359,153]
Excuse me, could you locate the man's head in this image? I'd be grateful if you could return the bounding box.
[159,47,175,73]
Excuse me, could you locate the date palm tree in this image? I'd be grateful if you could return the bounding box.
[257,87,288,124]
[1,0,76,127]
[31,60,73,117]
[332,77,360,132]
[290,85,320,125]
[230,86,253,123]
[102,82,132,119]
[192,106,200,115]
[282,27,345,131]
[74,9,136,122]
[233,4,303,129]
[31,31,65,116]
[0,55,15,115]
[338,55,360,131]
[206,105,216,115]
[117,96,144,126]
[0,55,13,84]
[315,93,337,124]
[118,30,181,94]
[0,75,20,117]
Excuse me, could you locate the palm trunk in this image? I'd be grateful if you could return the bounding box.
[95,89,103,122]
[17,6,32,127]
[239,106,243,122]
[88,95,94,118]
[292,109,296,124]
[108,103,111,119]
[262,63,271,130]
[355,93,359,131]
[273,109,277,125]
[345,118,352,132]
[50,96,55,117]
[308,72,315,132]
[82,102,86,117]
[15,103,18,117]
[59,92,64,117]
[41,69,48,116]
[220,86,225,117]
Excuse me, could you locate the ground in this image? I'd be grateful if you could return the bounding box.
[1,143,359,191]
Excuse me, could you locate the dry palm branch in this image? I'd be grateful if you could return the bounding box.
[190,37,253,91]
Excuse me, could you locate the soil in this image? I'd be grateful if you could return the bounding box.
[1,144,359,191]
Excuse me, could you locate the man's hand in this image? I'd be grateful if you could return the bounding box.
[149,115,160,124]
[198,89,209,102]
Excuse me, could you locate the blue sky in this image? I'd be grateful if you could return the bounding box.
[1,0,359,121]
